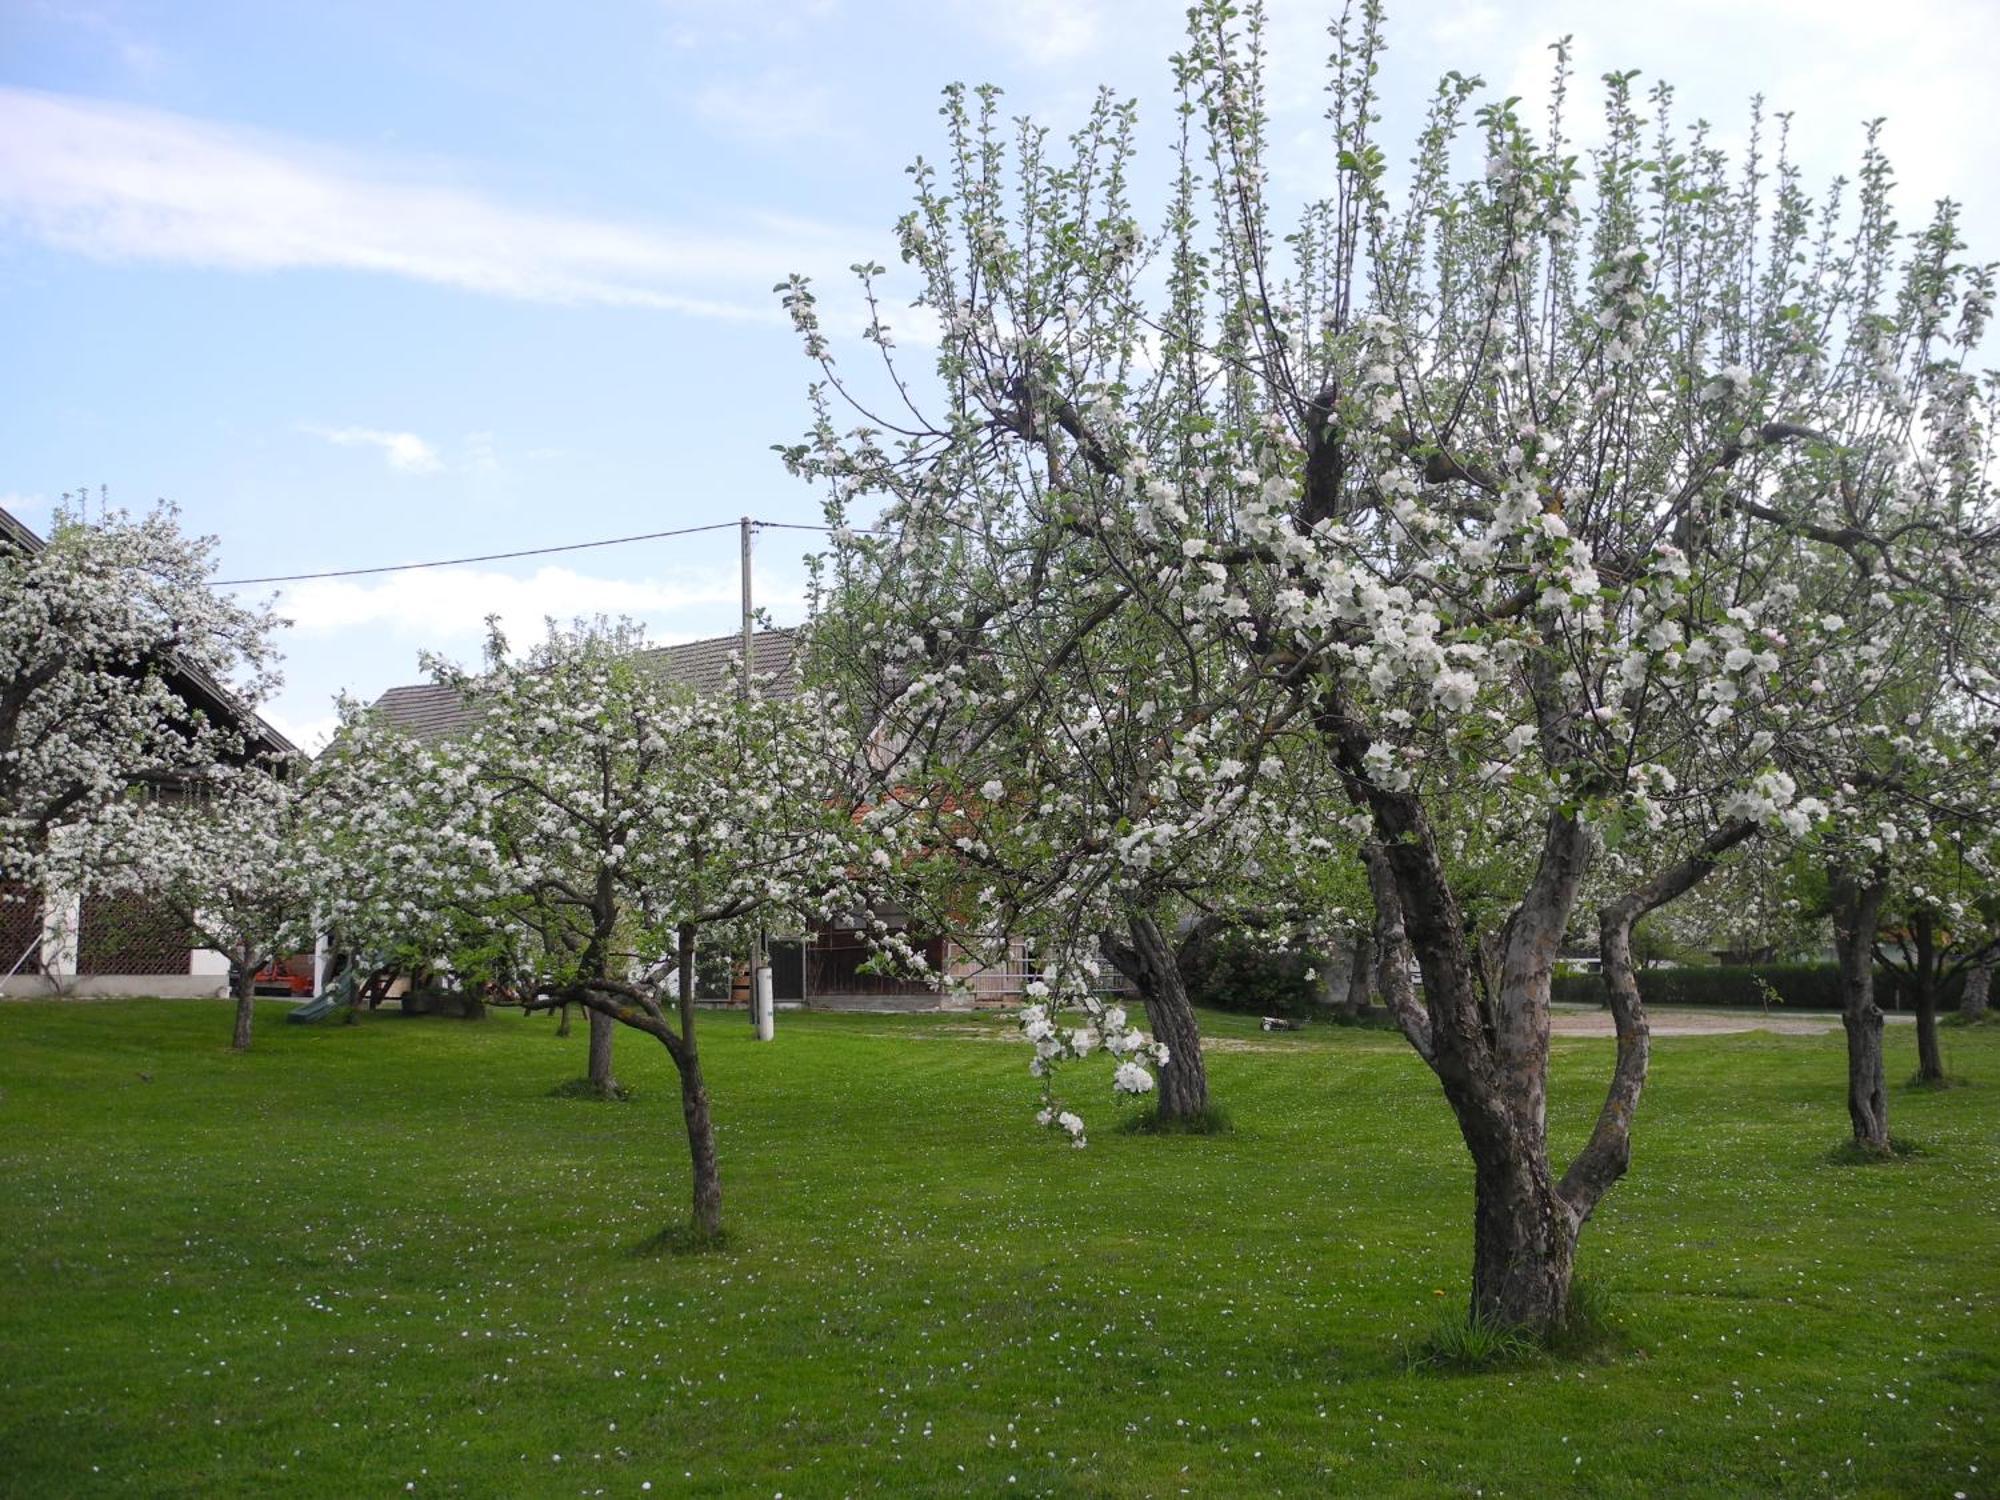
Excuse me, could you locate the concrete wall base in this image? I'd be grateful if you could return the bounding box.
[0,975,231,999]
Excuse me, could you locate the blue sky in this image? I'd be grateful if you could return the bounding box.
[3,0,1995,748]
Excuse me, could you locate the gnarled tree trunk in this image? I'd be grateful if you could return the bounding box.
[1371,805,1591,1333]
[1100,909,1208,1120]
[1365,785,1755,1333]
[1832,870,1891,1151]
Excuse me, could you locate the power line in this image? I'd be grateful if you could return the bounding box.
[211,517,887,587]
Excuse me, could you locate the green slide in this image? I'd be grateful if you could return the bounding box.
[286,969,357,1024]
[285,991,338,1023]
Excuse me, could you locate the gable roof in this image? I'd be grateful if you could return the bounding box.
[0,502,298,760]
[366,628,800,742]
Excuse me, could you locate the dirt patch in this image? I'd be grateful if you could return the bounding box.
[1550,1006,1910,1038]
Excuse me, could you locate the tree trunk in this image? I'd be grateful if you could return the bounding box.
[1913,985,1944,1082]
[1101,910,1209,1120]
[230,964,256,1052]
[1832,871,1891,1151]
[1131,912,1208,1120]
[675,924,724,1238]
[587,1007,618,1096]
[1963,959,1992,1023]
[1314,672,1755,1334]
[1374,809,1588,1334]
[1911,911,1944,1085]
[1471,1150,1577,1330]
[679,1050,724,1238]
[1362,843,1431,1060]
[555,1004,572,1038]
[1343,929,1375,1020]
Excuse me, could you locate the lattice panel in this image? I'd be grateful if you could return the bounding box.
[77,892,193,976]
[806,929,948,997]
[0,883,43,976]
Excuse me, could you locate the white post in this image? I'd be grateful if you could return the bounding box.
[40,887,80,979]
[312,931,329,999]
[741,515,775,1041]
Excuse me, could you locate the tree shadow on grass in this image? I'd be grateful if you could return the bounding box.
[630,1223,734,1258]
[1902,1072,1970,1092]
[547,1077,634,1102]
[1119,1103,1234,1136]
[1824,1135,1925,1166]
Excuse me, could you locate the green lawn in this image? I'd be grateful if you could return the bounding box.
[0,1001,1993,1498]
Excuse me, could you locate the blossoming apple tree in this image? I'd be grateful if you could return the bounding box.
[806,555,1340,1125]
[0,501,280,884]
[785,0,1997,1332]
[344,619,899,1240]
[85,761,313,1050]
[306,697,521,1018]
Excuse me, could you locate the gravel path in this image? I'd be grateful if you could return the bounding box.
[1549,1005,1911,1037]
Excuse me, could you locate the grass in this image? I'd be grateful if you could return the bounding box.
[1410,1278,1625,1374]
[546,1076,636,1102]
[0,1001,1994,1497]
[1119,1101,1233,1135]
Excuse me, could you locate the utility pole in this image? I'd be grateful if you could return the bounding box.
[742,517,774,1041]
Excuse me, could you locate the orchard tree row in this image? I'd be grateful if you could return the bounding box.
[2,0,1995,1341]
[784,0,2000,1333]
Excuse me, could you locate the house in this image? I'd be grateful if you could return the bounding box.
[363,628,1035,1010]
[0,503,301,998]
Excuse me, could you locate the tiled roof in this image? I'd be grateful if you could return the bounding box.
[366,628,800,742]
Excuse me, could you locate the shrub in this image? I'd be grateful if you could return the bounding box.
[1180,928,1321,1017]
[1549,963,1963,1012]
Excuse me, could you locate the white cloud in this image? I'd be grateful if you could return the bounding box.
[0,86,859,318]
[461,431,502,476]
[0,490,52,524]
[694,67,846,147]
[264,709,341,755]
[274,563,761,642]
[659,0,839,49]
[967,0,1104,65]
[32,2,168,77]
[306,426,443,474]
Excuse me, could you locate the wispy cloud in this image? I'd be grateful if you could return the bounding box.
[306,426,443,474]
[658,0,838,49]
[30,1,169,77]
[0,86,856,318]
[0,490,52,524]
[695,66,847,147]
[959,0,1108,66]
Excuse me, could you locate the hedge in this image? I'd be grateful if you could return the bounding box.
[1550,963,1964,1012]
[1182,929,1322,1017]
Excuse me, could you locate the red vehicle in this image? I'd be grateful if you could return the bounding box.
[251,963,313,996]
